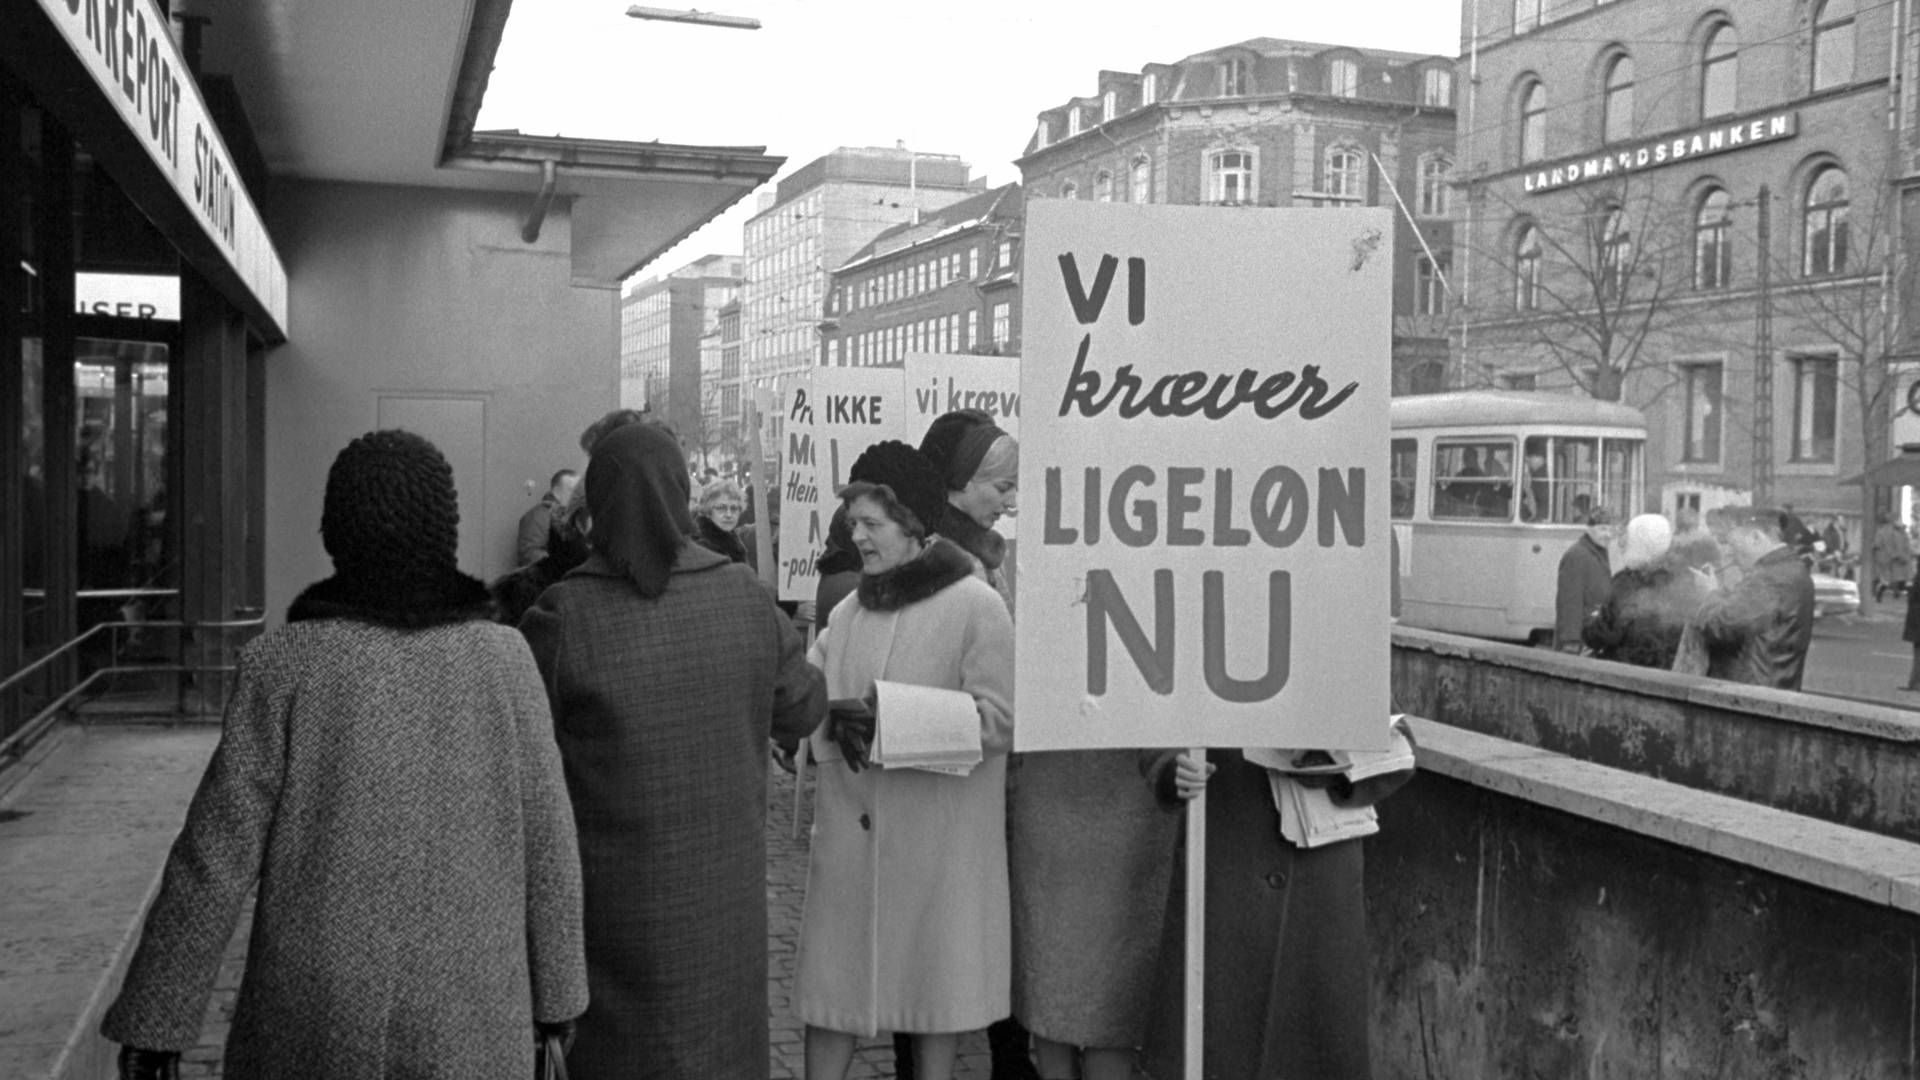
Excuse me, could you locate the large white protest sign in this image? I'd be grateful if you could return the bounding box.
[1014,201,1392,752]
[779,368,915,601]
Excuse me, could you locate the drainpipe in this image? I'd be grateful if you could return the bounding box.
[522,160,559,243]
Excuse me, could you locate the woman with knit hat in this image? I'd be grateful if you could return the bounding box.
[796,439,1017,1080]
[102,429,587,1080]
[918,408,1020,613]
[520,422,826,1079]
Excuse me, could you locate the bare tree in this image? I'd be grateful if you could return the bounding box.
[680,380,728,472]
[1458,176,1694,401]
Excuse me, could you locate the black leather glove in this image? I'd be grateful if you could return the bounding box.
[826,697,876,772]
[118,1047,180,1080]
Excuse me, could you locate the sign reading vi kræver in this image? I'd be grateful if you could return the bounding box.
[1014,201,1392,752]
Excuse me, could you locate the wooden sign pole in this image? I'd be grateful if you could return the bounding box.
[1184,748,1207,1080]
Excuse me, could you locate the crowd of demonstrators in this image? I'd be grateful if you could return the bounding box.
[522,421,826,1077]
[518,468,579,567]
[102,430,587,1079]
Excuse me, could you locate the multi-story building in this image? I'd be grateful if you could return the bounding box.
[619,254,742,443]
[1015,38,1458,393]
[715,300,744,460]
[741,146,982,389]
[821,183,1025,366]
[1453,0,1903,524]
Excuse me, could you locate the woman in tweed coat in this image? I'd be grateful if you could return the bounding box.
[101,430,587,1080]
[521,422,826,1080]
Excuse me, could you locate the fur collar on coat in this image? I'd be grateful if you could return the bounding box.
[287,570,494,628]
[932,503,1006,572]
[856,537,976,612]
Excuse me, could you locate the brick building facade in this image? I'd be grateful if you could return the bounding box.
[1454,0,1906,526]
[1014,37,1458,393]
[820,183,1025,366]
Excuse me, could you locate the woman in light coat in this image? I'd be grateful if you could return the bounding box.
[797,440,1016,1080]
[101,429,587,1080]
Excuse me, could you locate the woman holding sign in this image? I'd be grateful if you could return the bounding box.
[796,440,1017,1080]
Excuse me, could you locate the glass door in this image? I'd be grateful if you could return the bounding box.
[73,336,173,665]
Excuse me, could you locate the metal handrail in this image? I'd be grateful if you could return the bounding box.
[0,614,266,762]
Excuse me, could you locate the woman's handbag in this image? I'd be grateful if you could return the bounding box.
[536,1032,569,1080]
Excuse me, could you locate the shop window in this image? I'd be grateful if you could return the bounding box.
[1803,166,1849,277]
[1701,23,1738,119]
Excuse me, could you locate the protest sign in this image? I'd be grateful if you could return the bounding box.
[779,367,913,601]
[1014,201,1393,752]
[904,353,1022,541]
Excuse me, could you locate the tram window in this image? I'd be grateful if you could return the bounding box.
[1431,439,1516,520]
[1391,438,1417,519]
[1601,438,1641,515]
[1523,435,1602,523]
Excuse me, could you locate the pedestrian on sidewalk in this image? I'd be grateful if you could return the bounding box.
[520,422,826,1080]
[796,440,1016,1080]
[1583,513,1701,670]
[102,429,587,1080]
[1554,506,1616,653]
[1900,563,1920,692]
[1687,507,1816,691]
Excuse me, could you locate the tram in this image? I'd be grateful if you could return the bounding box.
[1391,391,1647,644]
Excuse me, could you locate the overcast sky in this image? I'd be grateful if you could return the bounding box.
[477,1,1463,279]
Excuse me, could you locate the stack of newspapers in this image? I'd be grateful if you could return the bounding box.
[1246,715,1417,848]
[868,680,982,776]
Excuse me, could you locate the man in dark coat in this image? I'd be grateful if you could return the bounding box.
[1554,506,1616,651]
[517,468,577,566]
[1691,506,1816,690]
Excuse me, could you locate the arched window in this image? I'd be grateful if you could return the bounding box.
[1326,146,1365,202]
[1599,207,1632,297]
[1515,224,1542,310]
[1803,166,1850,276]
[1701,24,1738,119]
[1693,188,1732,289]
[1602,54,1634,144]
[1813,0,1855,91]
[1130,154,1151,203]
[1060,179,1079,200]
[1209,149,1255,204]
[1329,58,1359,97]
[1519,80,1547,163]
[1093,171,1113,202]
[1418,154,1451,217]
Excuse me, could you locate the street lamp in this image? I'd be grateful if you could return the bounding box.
[626,6,761,30]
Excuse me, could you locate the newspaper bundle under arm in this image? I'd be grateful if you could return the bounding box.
[1243,714,1416,848]
[869,679,982,776]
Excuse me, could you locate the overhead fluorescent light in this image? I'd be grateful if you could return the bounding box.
[626,6,761,30]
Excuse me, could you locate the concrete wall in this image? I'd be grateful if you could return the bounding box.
[261,180,618,622]
[1391,626,1920,841]
[1368,757,1919,1079]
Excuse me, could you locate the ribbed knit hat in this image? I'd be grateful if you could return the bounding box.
[320,429,460,585]
[843,440,947,539]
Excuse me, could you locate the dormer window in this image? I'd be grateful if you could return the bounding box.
[1102,90,1117,122]
[1329,58,1359,97]
[1036,118,1050,148]
[1141,72,1158,105]
[1423,67,1452,106]
[1068,109,1083,136]
[1219,58,1249,96]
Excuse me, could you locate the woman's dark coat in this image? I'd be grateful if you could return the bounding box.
[520,546,826,1079]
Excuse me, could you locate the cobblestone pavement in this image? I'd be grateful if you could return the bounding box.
[185,763,995,1078]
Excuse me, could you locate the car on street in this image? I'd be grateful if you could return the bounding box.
[1812,571,1861,618]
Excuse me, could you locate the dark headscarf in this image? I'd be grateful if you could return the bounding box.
[584,423,696,599]
[919,409,1009,491]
